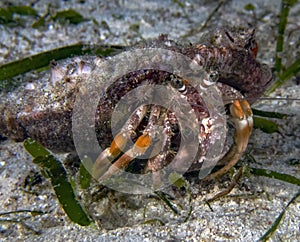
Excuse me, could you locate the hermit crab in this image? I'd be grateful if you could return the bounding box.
[0,27,272,192]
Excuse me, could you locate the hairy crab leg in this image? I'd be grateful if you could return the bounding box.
[92,105,148,179]
[97,105,162,181]
[202,99,253,181]
[144,111,173,187]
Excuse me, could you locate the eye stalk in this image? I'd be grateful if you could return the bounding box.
[170,75,187,94]
[208,70,219,83]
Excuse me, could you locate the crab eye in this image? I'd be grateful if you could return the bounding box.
[209,70,219,83]
[170,75,187,94]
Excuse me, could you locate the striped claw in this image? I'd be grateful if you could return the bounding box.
[92,132,130,179]
[93,105,163,181]
[92,106,148,179]
[97,134,152,181]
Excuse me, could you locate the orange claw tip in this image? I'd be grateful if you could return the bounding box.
[230,100,253,119]
[109,132,127,157]
[230,100,244,119]
[240,100,253,116]
[135,134,151,149]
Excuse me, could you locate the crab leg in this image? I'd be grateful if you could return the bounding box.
[92,105,148,179]
[207,166,244,202]
[202,99,253,181]
[145,111,173,187]
[97,105,162,181]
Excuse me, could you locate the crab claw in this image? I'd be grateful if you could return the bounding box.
[202,99,253,181]
[97,134,152,181]
[93,105,161,181]
[92,132,129,179]
[92,106,149,179]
